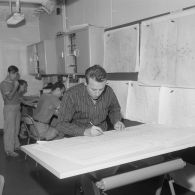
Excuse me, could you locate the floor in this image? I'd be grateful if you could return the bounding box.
[1,132,195,195]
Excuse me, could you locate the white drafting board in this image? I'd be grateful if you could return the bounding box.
[139,11,195,87]
[25,125,195,165]
[125,81,160,124]
[104,24,139,73]
[21,124,195,179]
[107,80,129,118]
[158,87,195,127]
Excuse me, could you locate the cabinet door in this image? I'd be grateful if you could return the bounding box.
[56,36,65,74]
[37,41,46,74]
[27,44,38,74]
[75,29,90,74]
[37,40,58,74]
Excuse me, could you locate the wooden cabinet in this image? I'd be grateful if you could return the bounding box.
[65,26,104,74]
[27,39,63,75]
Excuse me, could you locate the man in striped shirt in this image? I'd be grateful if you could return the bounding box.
[56,65,125,195]
[56,64,125,137]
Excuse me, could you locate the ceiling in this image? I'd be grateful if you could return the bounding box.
[0,0,57,23]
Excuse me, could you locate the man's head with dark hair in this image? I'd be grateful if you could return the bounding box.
[8,65,18,74]
[51,82,65,98]
[85,65,107,84]
[18,79,28,94]
[51,82,65,91]
[18,79,27,86]
[43,83,53,90]
[85,65,107,100]
[7,65,19,81]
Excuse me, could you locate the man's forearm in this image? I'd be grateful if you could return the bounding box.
[21,99,36,107]
[109,109,122,125]
[56,122,85,137]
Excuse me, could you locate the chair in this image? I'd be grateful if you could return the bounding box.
[0,175,4,195]
[21,114,41,161]
[21,113,41,145]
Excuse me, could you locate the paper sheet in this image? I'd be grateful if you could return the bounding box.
[159,87,195,127]
[126,82,160,123]
[107,80,129,118]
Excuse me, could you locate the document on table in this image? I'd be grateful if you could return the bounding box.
[32,124,195,165]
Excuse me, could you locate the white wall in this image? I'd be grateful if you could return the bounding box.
[65,0,111,28]
[39,6,65,40]
[65,0,195,28]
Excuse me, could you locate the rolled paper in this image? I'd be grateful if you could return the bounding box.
[97,158,186,191]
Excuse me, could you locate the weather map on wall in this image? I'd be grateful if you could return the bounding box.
[139,12,195,87]
[104,24,139,73]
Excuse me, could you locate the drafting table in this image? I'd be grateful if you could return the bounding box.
[21,124,195,192]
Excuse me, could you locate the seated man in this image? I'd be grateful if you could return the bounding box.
[18,79,39,107]
[33,82,65,140]
[56,65,125,195]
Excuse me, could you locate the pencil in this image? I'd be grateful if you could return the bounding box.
[89,121,94,126]
[89,121,103,134]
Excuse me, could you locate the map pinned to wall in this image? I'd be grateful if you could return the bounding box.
[139,19,177,85]
[104,24,139,73]
[139,12,195,87]
[175,14,195,87]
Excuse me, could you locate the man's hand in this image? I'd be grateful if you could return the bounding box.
[84,126,103,136]
[114,121,125,131]
[13,80,19,89]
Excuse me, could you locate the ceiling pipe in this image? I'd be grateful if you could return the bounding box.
[1,0,42,4]
[8,0,12,13]
[16,0,20,12]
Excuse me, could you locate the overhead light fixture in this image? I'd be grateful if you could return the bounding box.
[7,12,25,25]
[6,0,25,26]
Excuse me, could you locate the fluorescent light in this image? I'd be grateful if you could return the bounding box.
[6,12,25,25]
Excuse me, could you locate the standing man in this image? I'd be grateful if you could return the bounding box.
[0,65,20,157]
[56,65,125,195]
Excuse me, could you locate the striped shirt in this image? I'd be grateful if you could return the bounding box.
[56,83,122,136]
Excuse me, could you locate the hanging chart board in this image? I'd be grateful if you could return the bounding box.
[139,10,195,87]
[104,24,139,73]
